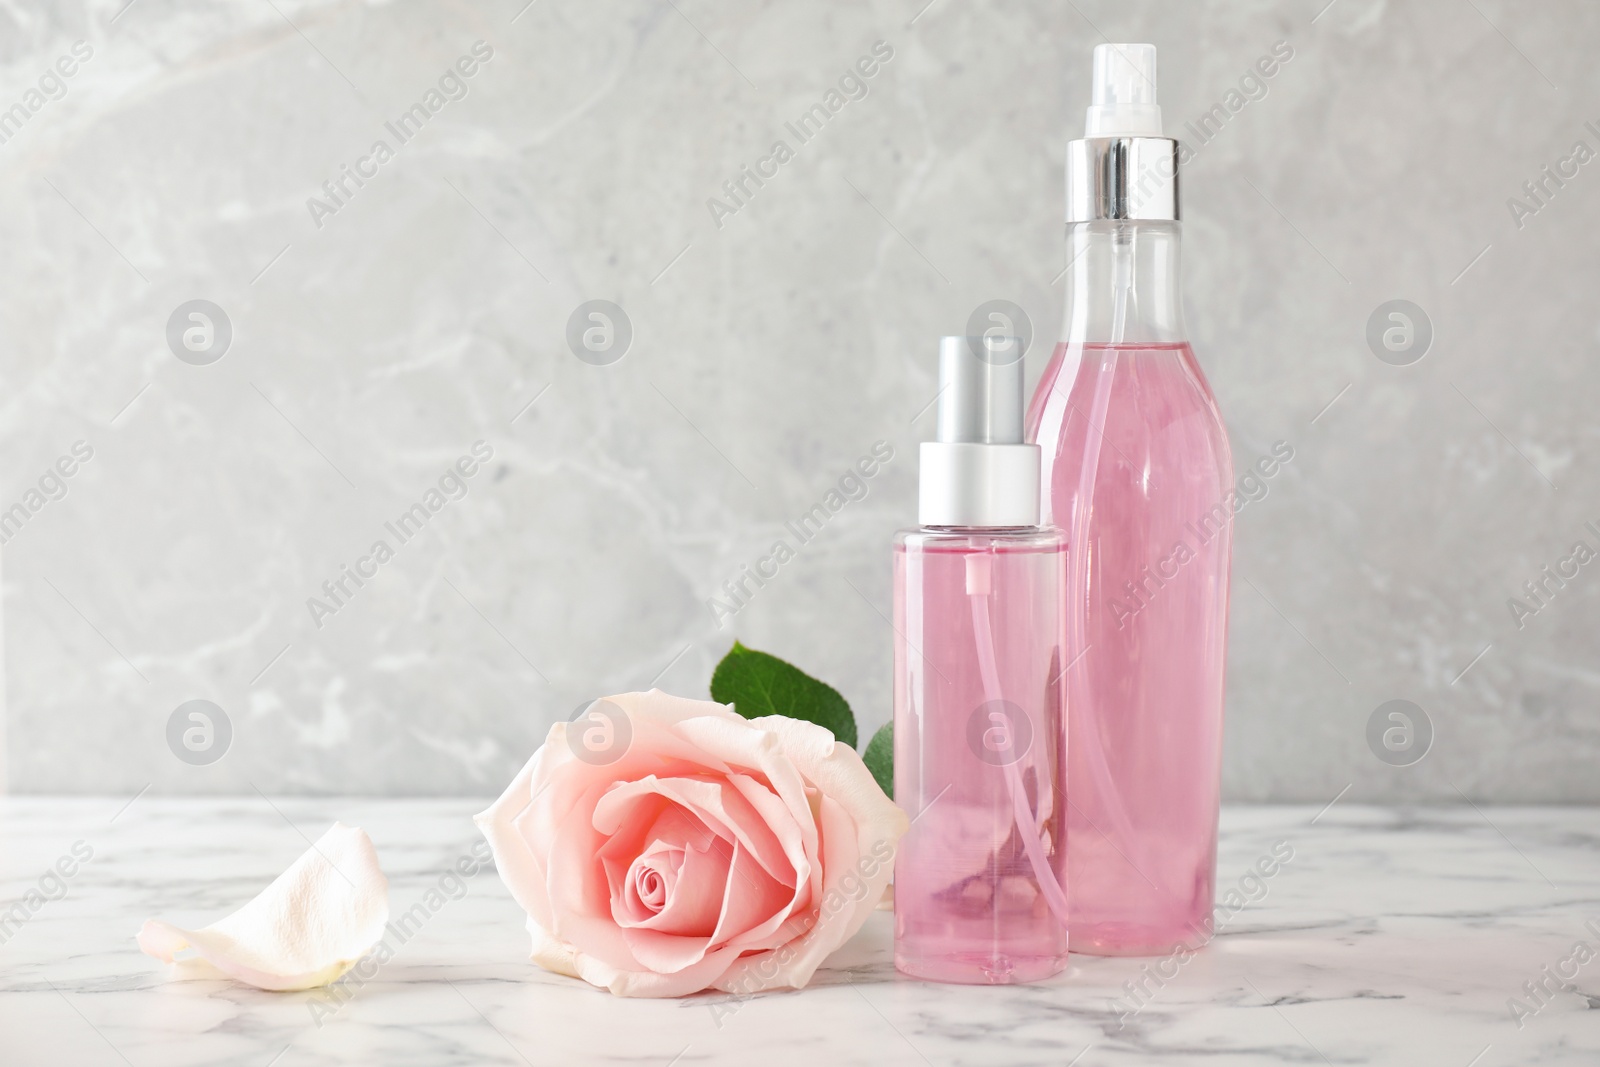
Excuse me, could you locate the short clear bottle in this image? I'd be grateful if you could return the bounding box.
[893,336,1070,984]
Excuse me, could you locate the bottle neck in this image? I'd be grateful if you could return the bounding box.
[1058,220,1185,345]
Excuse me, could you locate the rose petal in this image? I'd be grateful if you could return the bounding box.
[710,838,797,950]
[137,823,389,992]
[598,796,676,918]
[597,777,808,955]
[474,743,562,931]
[712,717,907,994]
[543,781,644,971]
[595,774,798,889]
[610,815,728,936]
[671,717,822,900]
[575,941,746,998]
[625,844,678,914]
[620,871,727,972]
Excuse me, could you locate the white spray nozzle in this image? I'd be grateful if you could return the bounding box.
[1085,43,1162,138]
[918,337,1040,528]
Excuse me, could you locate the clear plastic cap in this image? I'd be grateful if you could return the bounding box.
[1084,43,1163,138]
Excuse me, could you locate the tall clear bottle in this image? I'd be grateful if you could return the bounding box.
[894,336,1070,984]
[1025,44,1233,956]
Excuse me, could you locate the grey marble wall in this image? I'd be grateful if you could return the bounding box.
[1,0,1594,801]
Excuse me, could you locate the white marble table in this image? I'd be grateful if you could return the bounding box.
[1,798,1596,1066]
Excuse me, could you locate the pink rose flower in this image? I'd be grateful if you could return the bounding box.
[475,690,907,998]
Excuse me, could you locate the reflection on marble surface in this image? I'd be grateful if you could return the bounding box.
[3,1,1599,800]
[2,798,1597,1065]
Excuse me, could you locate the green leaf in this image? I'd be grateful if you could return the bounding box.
[710,642,857,749]
[862,721,893,800]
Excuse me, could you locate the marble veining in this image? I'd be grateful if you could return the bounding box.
[2,799,1597,1065]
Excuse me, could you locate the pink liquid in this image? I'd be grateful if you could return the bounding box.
[892,529,1070,983]
[1026,341,1232,956]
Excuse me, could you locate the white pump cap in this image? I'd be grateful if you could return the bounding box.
[918,337,1041,528]
[1084,43,1163,138]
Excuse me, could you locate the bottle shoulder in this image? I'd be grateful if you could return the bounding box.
[1027,342,1229,447]
[894,526,1068,553]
